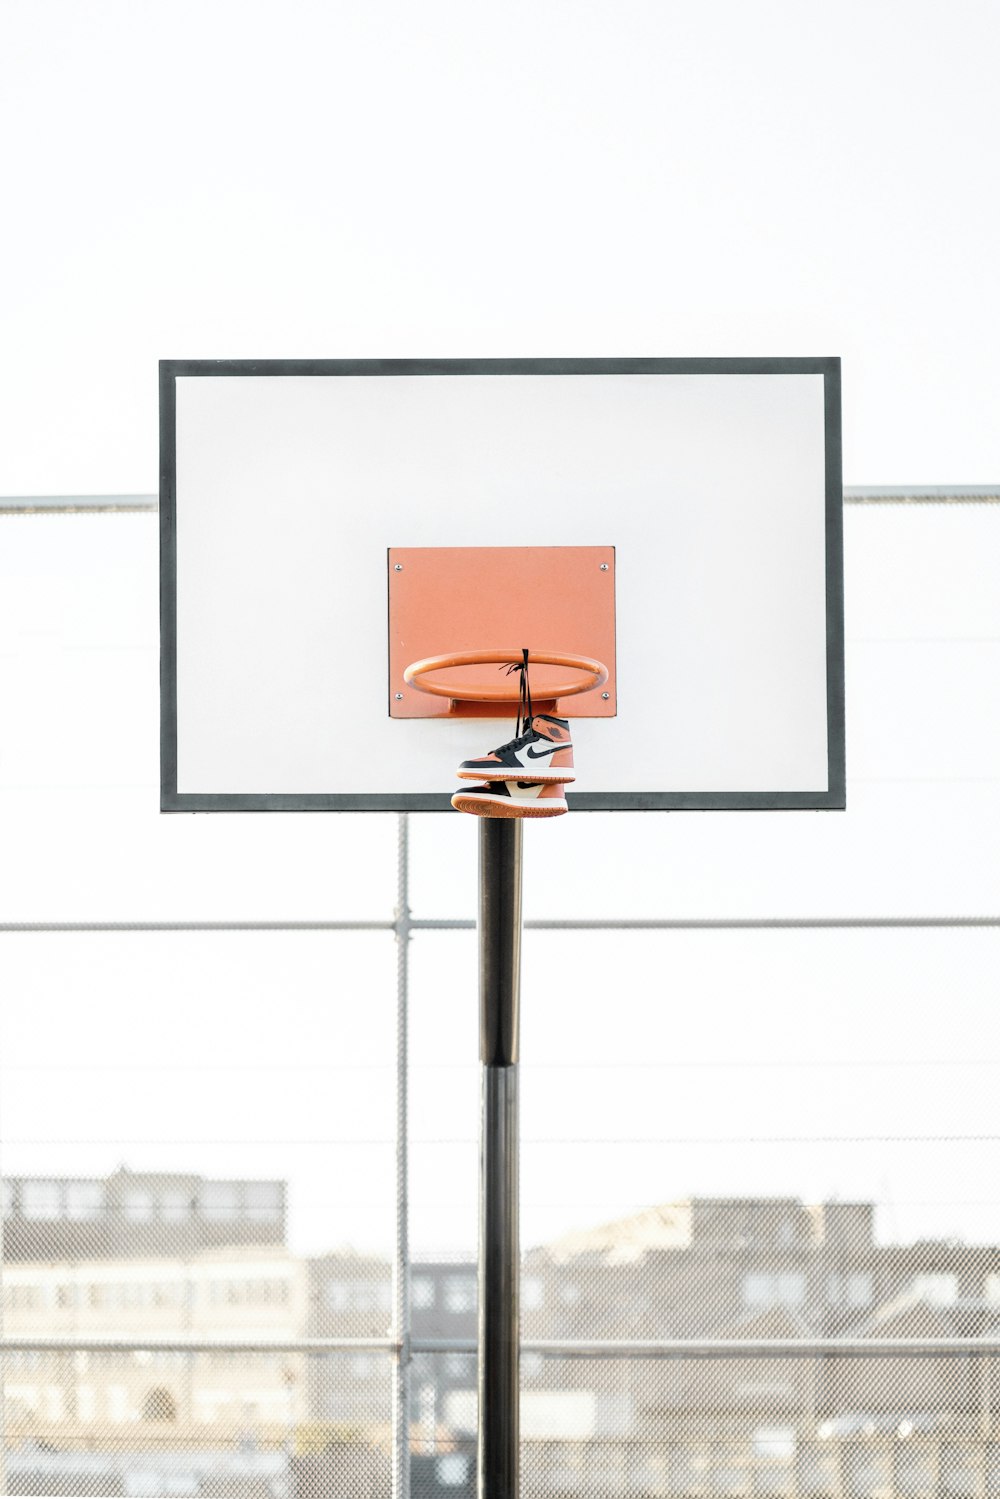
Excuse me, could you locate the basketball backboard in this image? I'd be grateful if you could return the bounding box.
[160,358,843,812]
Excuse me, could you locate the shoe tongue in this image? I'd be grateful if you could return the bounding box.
[531,714,564,739]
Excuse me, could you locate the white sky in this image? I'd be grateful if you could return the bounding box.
[0,1,998,1260]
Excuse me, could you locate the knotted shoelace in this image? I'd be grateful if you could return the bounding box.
[502,647,534,739]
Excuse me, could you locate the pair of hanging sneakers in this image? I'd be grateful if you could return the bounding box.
[450,714,574,818]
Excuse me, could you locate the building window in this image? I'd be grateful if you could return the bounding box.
[142,1387,177,1422]
[200,1181,241,1220]
[7,1350,42,1370]
[21,1180,62,1219]
[412,1276,435,1310]
[522,1277,544,1310]
[754,1427,796,1459]
[912,1273,958,1306]
[44,1387,66,1421]
[123,1189,154,1222]
[742,1272,806,1307]
[437,1454,471,1488]
[443,1275,476,1313]
[1,1179,13,1218]
[324,1279,392,1313]
[65,1181,103,1220]
[827,1272,873,1307]
[159,1189,191,1223]
[777,1273,805,1306]
[8,1284,45,1310]
[118,1282,150,1309]
[244,1182,283,1222]
[225,1277,290,1306]
[209,1280,241,1306]
[743,1273,771,1306]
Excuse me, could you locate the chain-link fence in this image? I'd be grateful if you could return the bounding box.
[1,497,998,1496]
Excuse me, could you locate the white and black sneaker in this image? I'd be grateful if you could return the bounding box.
[456,714,574,784]
[451,779,569,819]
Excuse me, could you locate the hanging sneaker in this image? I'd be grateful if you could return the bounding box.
[451,779,569,818]
[455,714,575,783]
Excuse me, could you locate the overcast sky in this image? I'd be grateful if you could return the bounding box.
[0,1,998,1259]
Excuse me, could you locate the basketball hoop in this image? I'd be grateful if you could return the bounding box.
[403,648,608,703]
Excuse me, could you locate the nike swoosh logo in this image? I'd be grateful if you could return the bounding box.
[525,743,563,759]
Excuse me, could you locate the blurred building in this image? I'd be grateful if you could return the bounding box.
[2,1244,309,1438]
[7,1188,1000,1496]
[304,1249,393,1431]
[517,1196,1000,1496]
[408,1257,478,1495]
[525,1194,1000,1342]
[410,1256,478,1419]
[1,1168,286,1262]
[303,1251,474,1497]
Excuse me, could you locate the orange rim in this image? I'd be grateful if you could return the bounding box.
[404,649,608,703]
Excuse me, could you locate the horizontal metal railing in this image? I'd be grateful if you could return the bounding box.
[0,1336,397,1354]
[4,1336,1000,1357]
[2,916,998,933]
[2,487,999,513]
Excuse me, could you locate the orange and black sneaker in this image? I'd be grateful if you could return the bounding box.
[455,714,574,784]
[451,779,569,818]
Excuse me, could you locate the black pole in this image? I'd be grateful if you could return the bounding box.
[478,818,522,1499]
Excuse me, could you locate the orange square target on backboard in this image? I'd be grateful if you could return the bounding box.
[388,547,616,718]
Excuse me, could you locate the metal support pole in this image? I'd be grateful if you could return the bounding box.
[392,814,412,1499]
[0,1175,6,1499]
[478,819,523,1499]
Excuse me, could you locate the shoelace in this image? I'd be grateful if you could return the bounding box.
[500,647,534,742]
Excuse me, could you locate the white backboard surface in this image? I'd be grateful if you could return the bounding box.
[161,359,843,811]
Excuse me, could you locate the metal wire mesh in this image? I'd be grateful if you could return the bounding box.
[0,1347,392,1496]
[2,502,1000,1499]
[519,1352,1000,1499]
[521,1197,1000,1341]
[409,1354,476,1498]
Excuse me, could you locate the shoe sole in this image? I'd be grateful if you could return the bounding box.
[456,767,575,784]
[451,791,568,818]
